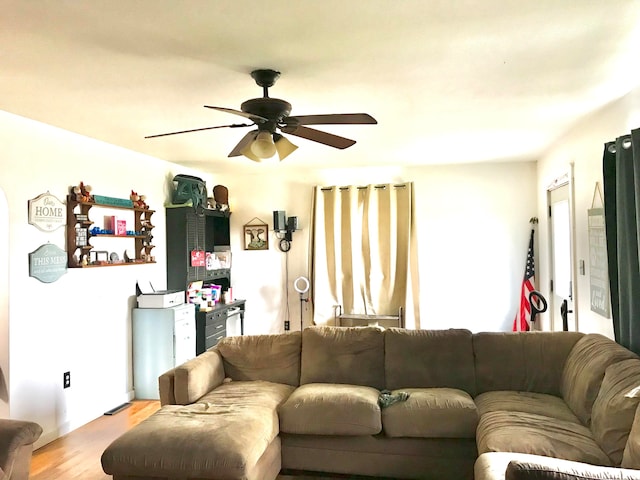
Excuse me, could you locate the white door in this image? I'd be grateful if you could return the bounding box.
[548,182,576,331]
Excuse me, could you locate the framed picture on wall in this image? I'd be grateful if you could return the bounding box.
[243,222,269,250]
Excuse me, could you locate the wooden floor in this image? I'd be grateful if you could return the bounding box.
[30,400,161,480]
[29,400,344,479]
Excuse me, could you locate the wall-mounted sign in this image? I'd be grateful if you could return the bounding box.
[588,184,610,318]
[28,192,66,232]
[191,250,205,267]
[29,243,68,283]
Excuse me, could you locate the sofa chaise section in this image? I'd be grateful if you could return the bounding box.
[102,332,301,480]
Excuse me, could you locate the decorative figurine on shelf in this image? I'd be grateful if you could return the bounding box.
[143,231,153,247]
[71,181,93,203]
[130,190,148,209]
[213,185,229,211]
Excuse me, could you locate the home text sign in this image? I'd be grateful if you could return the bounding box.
[588,207,610,318]
[28,192,66,232]
[29,243,68,283]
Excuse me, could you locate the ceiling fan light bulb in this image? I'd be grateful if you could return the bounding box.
[274,134,298,161]
[251,131,276,158]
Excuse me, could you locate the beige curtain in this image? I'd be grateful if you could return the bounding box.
[311,182,420,328]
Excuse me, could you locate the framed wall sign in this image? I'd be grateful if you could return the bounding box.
[588,183,610,318]
[243,218,269,250]
[29,243,67,283]
[28,192,66,232]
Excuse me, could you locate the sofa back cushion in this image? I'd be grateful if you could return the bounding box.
[217,331,301,386]
[385,328,476,394]
[591,359,640,465]
[300,326,384,389]
[473,331,583,396]
[562,334,638,426]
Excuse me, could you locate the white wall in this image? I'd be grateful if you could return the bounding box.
[0,111,212,446]
[0,107,542,446]
[218,161,537,335]
[536,86,640,337]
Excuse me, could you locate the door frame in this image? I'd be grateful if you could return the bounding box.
[0,187,9,416]
[546,165,579,331]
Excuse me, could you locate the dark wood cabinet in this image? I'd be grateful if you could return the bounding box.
[166,207,232,291]
[165,206,244,352]
[196,300,245,354]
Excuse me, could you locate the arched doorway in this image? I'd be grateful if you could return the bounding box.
[0,187,9,416]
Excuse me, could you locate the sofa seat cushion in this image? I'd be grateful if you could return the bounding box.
[197,379,296,414]
[279,383,382,436]
[382,388,478,438]
[102,380,294,479]
[477,410,612,466]
[475,391,580,423]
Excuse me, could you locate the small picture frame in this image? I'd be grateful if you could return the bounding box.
[90,250,109,265]
[243,223,269,250]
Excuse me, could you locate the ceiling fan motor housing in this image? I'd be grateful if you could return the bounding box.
[241,98,291,132]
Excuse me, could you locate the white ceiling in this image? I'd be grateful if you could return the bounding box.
[2,1,640,173]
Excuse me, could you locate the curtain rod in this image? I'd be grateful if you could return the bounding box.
[320,184,408,191]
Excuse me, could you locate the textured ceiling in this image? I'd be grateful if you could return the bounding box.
[2,1,640,173]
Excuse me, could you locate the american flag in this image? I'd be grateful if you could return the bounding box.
[513,229,536,332]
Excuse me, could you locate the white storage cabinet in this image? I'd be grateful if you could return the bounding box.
[132,303,195,399]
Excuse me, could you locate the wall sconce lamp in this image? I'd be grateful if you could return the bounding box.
[273,210,299,252]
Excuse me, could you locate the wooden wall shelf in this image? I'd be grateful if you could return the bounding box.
[66,195,156,268]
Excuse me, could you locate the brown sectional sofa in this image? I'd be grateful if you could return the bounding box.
[101,326,640,480]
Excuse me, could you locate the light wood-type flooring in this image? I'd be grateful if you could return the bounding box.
[29,400,368,479]
[30,400,160,480]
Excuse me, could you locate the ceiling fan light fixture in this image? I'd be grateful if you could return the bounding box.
[274,133,298,161]
[239,145,261,162]
[250,131,277,158]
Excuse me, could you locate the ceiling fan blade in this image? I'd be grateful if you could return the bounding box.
[145,123,250,139]
[204,105,268,124]
[284,113,377,127]
[229,130,259,157]
[281,125,356,149]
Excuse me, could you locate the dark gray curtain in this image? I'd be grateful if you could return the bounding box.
[603,128,640,354]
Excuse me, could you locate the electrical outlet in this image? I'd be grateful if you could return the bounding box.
[63,371,71,389]
[284,321,290,331]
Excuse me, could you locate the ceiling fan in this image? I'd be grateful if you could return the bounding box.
[145,69,377,162]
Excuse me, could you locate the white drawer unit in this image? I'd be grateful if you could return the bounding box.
[132,303,195,399]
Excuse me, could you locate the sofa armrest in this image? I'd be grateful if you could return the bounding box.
[158,368,177,406]
[506,457,640,480]
[0,419,43,478]
[174,349,226,405]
